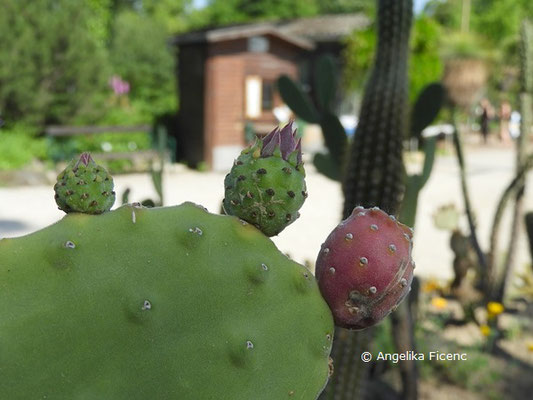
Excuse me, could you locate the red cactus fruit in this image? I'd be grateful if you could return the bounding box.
[315,206,415,330]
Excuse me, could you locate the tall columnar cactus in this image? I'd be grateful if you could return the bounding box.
[318,1,417,399]
[342,1,412,217]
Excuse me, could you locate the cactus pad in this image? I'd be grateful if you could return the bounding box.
[223,123,306,236]
[0,203,333,399]
[315,206,415,330]
[54,152,115,214]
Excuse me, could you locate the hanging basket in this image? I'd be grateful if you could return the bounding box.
[443,58,488,109]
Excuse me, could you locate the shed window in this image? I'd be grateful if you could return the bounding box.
[262,80,274,111]
[248,36,269,53]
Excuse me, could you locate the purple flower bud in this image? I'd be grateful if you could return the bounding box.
[260,121,302,165]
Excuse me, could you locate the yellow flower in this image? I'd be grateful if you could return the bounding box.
[487,302,504,316]
[431,296,448,310]
[480,324,491,337]
[423,280,440,293]
[527,343,533,352]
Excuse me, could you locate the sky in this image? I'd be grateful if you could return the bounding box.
[414,0,431,14]
[192,0,433,13]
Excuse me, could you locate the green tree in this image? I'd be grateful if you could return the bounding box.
[109,11,177,116]
[343,15,442,101]
[410,15,443,101]
[192,0,319,27]
[0,0,110,125]
[317,0,375,15]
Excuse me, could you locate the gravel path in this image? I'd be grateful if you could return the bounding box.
[1,146,532,283]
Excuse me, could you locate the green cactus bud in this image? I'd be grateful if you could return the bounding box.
[54,153,115,214]
[223,122,306,236]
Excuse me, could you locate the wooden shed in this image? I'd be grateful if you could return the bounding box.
[173,14,369,171]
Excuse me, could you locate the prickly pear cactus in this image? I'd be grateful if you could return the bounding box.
[315,206,414,330]
[223,123,307,236]
[54,152,115,214]
[0,203,333,399]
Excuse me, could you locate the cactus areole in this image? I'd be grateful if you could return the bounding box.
[315,206,415,330]
[223,122,307,236]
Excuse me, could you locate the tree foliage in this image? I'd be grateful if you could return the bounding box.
[110,11,177,116]
[0,0,109,125]
[193,0,318,27]
[343,15,443,102]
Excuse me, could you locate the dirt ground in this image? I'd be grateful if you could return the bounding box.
[2,142,533,284]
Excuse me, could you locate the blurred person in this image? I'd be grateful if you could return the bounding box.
[478,98,494,144]
[499,100,512,144]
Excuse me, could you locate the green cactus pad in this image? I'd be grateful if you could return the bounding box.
[54,153,115,214]
[0,203,333,399]
[223,144,307,237]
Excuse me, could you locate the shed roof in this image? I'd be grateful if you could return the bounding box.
[174,23,314,49]
[172,13,369,49]
[279,14,370,42]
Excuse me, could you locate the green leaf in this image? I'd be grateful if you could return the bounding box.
[313,152,341,181]
[277,75,320,123]
[121,188,131,205]
[315,55,337,112]
[410,82,445,138]
[320,112,347,167]
[420,136,437,187]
